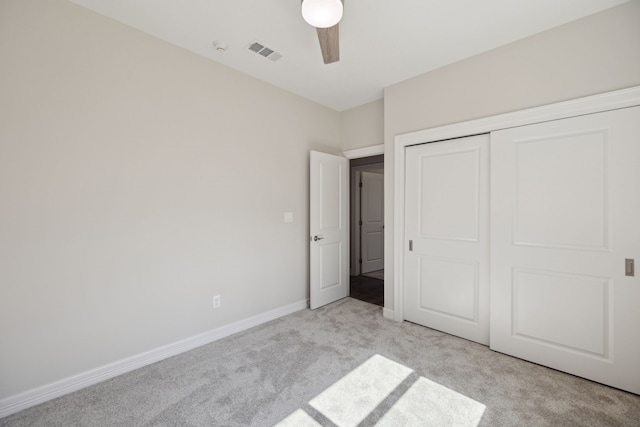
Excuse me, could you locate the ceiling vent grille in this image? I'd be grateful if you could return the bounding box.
[247,41,283,62]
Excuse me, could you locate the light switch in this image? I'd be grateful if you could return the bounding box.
[284,212,294,223]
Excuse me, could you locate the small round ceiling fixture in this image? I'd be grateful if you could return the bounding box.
[301,0,343,28]
[212,40,228,52]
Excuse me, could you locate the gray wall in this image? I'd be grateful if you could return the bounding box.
[341,99,384,151]
[0,0,341,399]
[383,1,640,311]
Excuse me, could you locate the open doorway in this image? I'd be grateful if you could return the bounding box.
[349,155,384,306]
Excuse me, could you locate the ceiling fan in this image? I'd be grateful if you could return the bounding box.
[301,0,343,64]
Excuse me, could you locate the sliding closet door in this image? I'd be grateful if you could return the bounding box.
[404,134,490,345]
[490,106,640,394]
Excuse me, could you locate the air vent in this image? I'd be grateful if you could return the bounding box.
[247,41,283,62]
[248,42,263,53]
[258,47,274,57]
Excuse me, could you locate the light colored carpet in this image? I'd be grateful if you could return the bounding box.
[361,269,384,280]
[1,298,639,426]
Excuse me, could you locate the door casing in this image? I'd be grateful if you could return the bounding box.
[349,161,384,276]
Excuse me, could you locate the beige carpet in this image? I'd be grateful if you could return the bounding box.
[1,298,639,426]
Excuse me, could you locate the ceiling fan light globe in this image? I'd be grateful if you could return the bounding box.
[302,0,343,28]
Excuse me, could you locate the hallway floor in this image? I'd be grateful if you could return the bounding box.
[349,275,383,307]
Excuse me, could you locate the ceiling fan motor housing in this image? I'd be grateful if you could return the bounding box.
[301,0,343,28]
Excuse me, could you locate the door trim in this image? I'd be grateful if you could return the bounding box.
[393,85,640,322]
[343,144,384,159]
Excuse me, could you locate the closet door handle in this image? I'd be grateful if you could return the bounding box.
[626,259,635,276]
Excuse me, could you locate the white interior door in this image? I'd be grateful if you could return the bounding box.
[490,106,640,394]
[310,151,349,310]
[404,134,490,345]
[360,171,384,274]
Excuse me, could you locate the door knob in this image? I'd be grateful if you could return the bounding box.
[313,235,324,241]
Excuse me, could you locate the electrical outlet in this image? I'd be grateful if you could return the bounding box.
[212,295,221,309]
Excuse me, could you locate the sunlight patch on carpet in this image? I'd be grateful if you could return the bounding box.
[274,354,486,427]
[376,377,486,426]
[309,354,412,426]
[276,409,322,426]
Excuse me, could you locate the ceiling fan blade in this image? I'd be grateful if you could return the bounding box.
[316,24,339,64]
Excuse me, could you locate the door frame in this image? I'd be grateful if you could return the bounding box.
[343,145,385,279]
[393,86,640,322]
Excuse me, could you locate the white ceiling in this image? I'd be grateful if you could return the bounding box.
[69,0,629,112]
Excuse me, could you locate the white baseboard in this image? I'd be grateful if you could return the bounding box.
[383,307,395,320]
[0,299,309,419]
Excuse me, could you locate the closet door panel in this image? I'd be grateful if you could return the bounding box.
[490,106,640,394]
[404,134,490,345]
